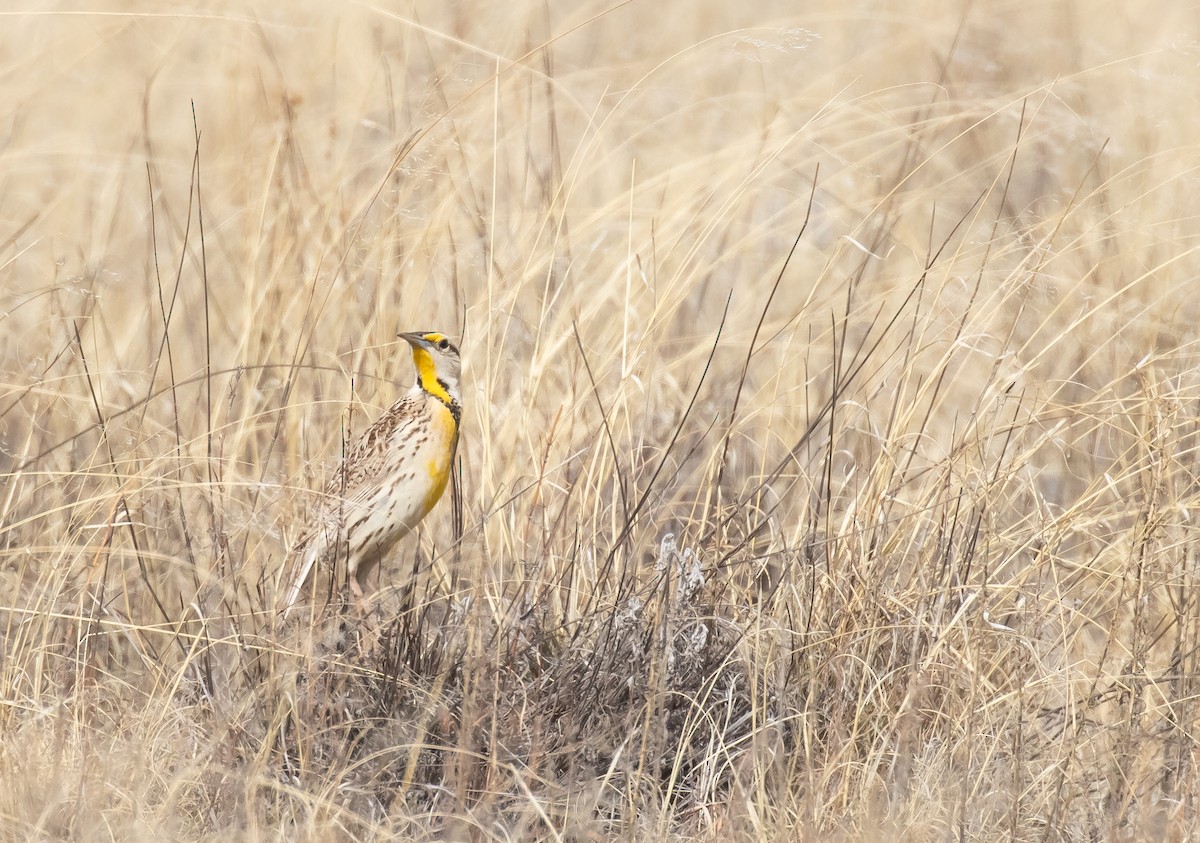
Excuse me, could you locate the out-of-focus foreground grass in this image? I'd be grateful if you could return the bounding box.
[3,2,1200,840]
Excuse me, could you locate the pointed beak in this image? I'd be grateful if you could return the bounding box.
[398,331,428,349]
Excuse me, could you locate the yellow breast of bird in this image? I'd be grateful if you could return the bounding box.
[419,396,458,516]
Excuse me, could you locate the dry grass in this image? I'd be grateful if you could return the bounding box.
[3,1,1200,839]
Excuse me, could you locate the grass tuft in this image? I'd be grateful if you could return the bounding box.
[3,1,1200,839]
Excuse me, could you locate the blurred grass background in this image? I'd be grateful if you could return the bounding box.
[3,1,1200,840]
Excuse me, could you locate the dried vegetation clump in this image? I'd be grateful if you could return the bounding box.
[3,1,1200,840]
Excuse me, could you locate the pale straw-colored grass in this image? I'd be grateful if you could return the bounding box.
[3,2,1199,839]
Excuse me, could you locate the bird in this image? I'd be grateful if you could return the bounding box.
[281,330,462,616]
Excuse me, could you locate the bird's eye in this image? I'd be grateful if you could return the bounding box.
[437,338,450,350]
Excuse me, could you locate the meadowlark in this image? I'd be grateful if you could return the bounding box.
[281,330,462,615]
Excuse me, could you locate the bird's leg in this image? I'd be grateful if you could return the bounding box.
[349,573,384,656]
[349,575,372,616]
